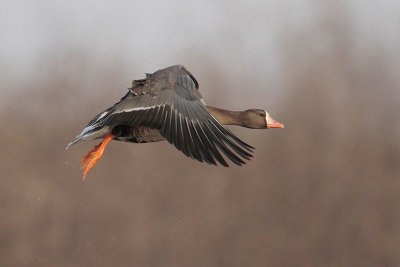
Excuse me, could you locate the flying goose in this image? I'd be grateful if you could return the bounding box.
[67,65,284,179]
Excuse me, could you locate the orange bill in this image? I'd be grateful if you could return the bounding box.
[266,115,285,129]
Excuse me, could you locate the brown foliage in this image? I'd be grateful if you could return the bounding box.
[1,10,400,267]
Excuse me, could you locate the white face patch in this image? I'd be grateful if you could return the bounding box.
[264,110,271,128]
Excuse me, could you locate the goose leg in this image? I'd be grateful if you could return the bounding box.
[81,134,114,180]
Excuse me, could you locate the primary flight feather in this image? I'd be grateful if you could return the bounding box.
[67,65,284,179]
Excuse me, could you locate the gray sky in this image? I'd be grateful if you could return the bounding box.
[1,0,399,104]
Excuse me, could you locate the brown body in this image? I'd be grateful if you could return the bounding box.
[113,106,273,143]
[67,65,284,179]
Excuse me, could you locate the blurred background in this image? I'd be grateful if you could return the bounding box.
[1,0,400,266]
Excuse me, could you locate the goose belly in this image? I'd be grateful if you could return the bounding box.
[113,126,166,143]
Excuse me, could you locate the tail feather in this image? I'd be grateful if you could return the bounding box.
[66,126,111,150]
[65,137,81,150]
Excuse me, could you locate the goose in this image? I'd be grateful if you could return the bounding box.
[67,65,284,179]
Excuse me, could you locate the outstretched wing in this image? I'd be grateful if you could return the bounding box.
[103,66,253,166]
[69,65,254,166]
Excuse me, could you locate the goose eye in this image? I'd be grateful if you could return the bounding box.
[259,113,264,117]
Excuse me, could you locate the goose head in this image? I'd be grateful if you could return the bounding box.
[241,109,285,129]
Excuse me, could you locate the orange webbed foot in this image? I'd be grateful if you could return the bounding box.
[81,143,101,170]
[81,134,114,180]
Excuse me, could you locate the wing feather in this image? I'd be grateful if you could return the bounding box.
[68,65,254,166]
